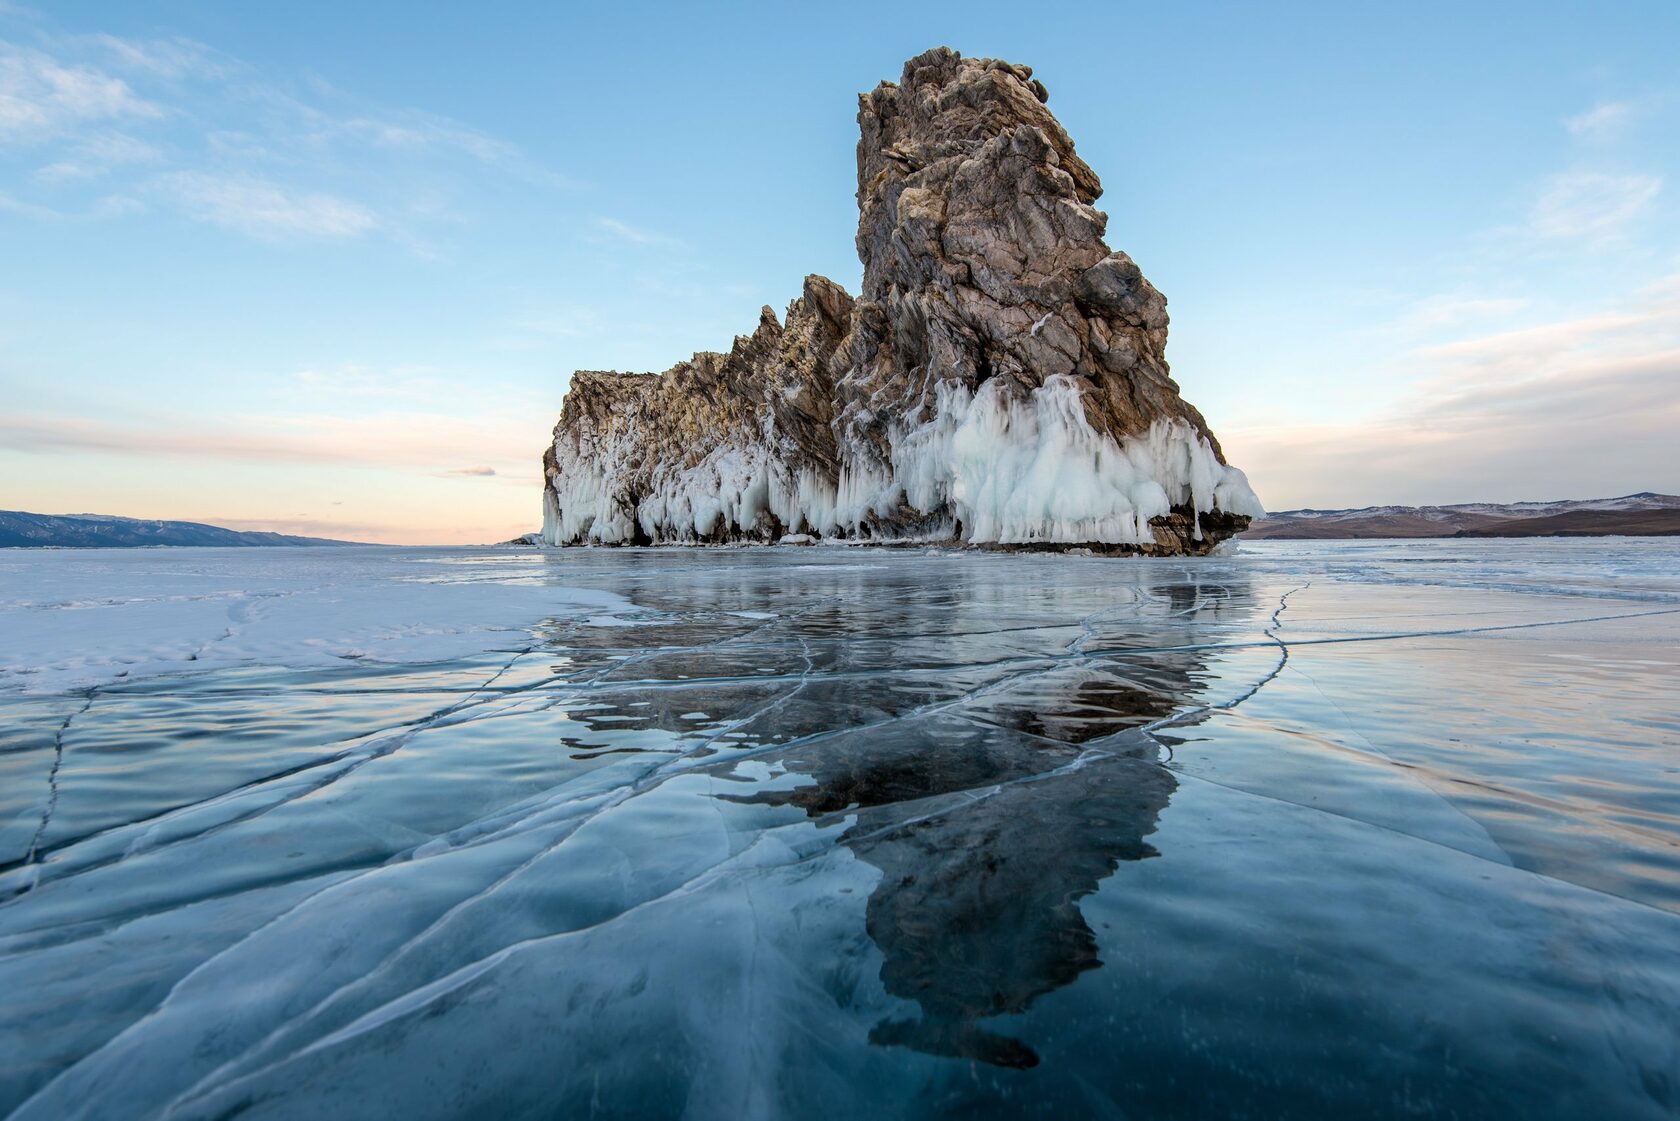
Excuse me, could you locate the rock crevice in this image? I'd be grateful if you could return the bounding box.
[543,47,1260,554]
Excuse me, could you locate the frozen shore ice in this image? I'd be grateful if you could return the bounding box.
[1,539,1678,1120]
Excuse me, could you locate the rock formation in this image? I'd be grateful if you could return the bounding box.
[543,47,1261,553]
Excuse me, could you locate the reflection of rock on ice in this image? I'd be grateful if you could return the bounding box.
[727,576,1234,1068]
[858,753,1177,1068]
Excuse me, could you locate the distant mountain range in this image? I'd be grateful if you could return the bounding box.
[1244,493,1680,540]
[0,511,359,548]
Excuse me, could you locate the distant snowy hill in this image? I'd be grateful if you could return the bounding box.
[1244,493,1680,540]
[0,511,360,548]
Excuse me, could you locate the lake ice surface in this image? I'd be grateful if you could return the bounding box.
[1,540,1677,1120]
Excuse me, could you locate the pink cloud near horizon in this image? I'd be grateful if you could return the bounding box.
[1223,289,1680,509]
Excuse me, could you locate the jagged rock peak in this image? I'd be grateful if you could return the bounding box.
[543,48,1261,554]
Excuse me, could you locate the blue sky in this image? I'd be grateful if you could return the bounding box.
[2,1,1676,543]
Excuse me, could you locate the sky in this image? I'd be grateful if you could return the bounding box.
[1,1,1676,544]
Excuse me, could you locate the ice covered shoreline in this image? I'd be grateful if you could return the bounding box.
[545,385,1262,552]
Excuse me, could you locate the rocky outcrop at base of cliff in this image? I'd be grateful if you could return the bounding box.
[543,47,1261,554]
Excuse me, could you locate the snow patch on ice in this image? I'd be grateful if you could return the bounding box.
[0,548,633,695]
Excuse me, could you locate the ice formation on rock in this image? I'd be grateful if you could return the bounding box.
[543,47,1261,553]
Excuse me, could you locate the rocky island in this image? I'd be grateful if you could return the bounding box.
[542,48,1261,554]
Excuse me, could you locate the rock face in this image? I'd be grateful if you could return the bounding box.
[543,47,1261,553]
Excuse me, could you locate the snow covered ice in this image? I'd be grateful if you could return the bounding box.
[2,540,1679,1119]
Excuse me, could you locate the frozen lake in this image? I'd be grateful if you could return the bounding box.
[2,540,1678,1120]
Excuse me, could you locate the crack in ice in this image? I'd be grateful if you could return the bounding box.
[8,690,98,895]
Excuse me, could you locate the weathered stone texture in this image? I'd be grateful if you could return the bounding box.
[544,48,1259,553]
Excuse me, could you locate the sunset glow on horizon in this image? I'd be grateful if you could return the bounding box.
[4,1,1677,543]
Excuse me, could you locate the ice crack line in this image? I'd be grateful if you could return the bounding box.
[13,689,98,893]
[3,646,544,909]
[559,603,1679,697]
[1140,582,1310,741]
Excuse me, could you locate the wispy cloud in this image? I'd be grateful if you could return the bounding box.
[496,308,603,351]
[0,185,56,217]
[34,129,160,180]
[593,216,676,246]
[0,186,138,219]
[87,33,230,81]
[0,43,161,139]
[1412,308,1653,370]
[445,465,497,477]
[0,408,544,473]
[330,112,524,167]
[1227,277,1680,507]
[292,363,454,400]
[1528,171,1661,243]
[1564,100,1633,141]
[1386,293,1528,335]
[1231,355,1680,509]
[0,22,570,250]
[153,170,376,239]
